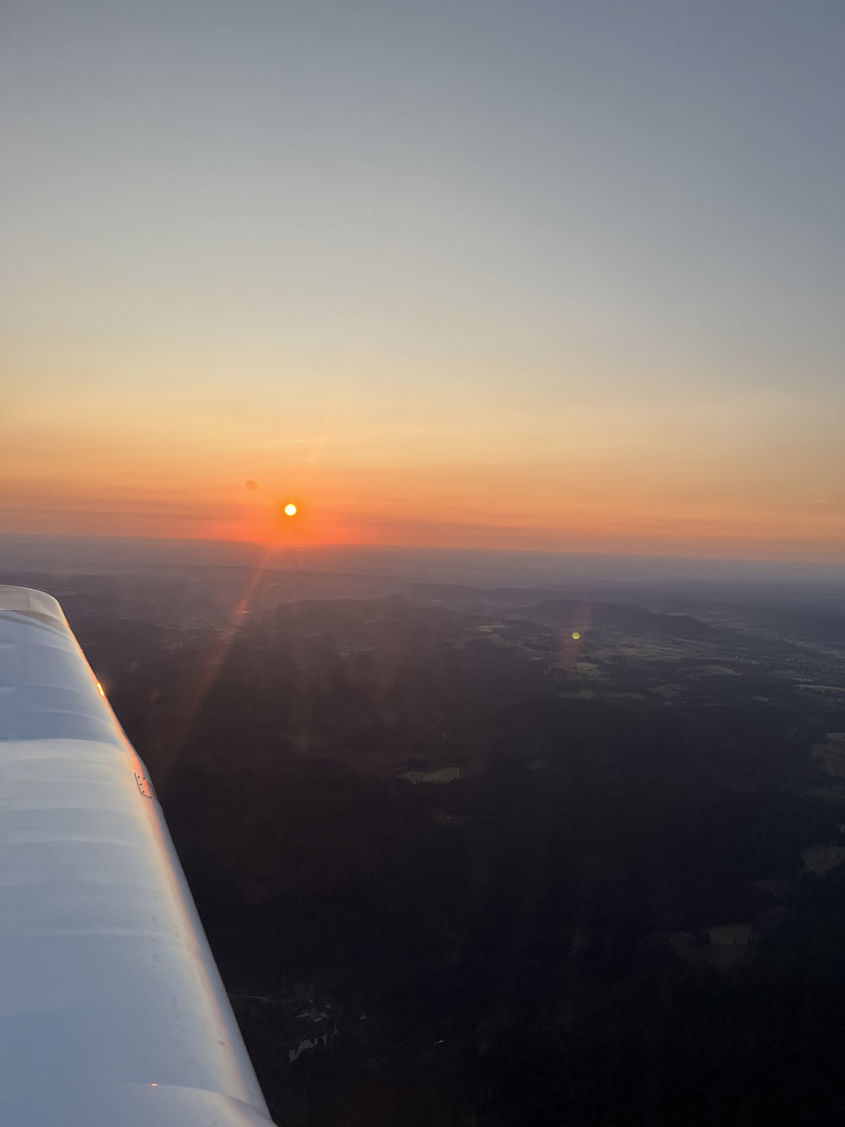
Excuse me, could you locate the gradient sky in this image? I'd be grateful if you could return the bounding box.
[2,0,844,560]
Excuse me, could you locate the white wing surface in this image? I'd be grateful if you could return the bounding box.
[0,586,276,1126]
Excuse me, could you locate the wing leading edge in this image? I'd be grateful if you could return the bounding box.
[0,586,276,1126]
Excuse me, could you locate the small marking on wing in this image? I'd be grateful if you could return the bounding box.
[134,771,153,799]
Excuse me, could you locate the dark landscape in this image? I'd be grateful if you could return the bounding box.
[3,538,845,1125]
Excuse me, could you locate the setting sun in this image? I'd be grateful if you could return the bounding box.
[283,503,297,517]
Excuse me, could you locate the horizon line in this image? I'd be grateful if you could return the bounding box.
[1,528,843,574]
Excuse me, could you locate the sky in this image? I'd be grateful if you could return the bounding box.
[2,0,844,561]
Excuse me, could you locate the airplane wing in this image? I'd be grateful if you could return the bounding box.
[0,586,276,1126]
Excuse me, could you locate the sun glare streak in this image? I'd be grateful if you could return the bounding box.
[152,545,276,783]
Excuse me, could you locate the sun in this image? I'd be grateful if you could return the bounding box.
[283,502,297,517]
